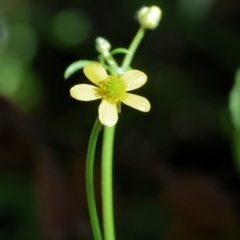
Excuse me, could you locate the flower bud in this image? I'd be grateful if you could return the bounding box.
[95,37,111,55]
[137,6,162,29]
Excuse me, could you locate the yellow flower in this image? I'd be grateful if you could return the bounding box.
[70,63,151,126]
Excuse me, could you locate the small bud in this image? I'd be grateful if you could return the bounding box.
[137,5,162,29]
[95,37,111,55]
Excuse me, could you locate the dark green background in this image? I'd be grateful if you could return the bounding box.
[0,0,240,239]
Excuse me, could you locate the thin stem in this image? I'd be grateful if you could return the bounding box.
[102,125,116,240]
[86,118,103,240]
[121,26,145,68]
[103,52,118,68]
[102,52,119,75]
[100,24,146,240]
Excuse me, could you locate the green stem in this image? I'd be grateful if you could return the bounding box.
[86,118,103,240]
[122,26,145,68]
[103,52,118,68]
[100,24,146,240]
[102,52,119,75]
[102,125,116,240]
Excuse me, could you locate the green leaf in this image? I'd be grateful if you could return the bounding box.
[110,48,130,55]
[64,60,95,79]
[229,68,240,131]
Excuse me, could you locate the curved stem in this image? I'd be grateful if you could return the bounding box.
[103,52,118,68]
[102,125,116,240]
[86,118,103,240]
[121,26,145,68]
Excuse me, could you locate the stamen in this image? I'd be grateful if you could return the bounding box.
[96,75,127,104]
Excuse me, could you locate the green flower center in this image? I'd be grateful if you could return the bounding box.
[95,75,127,104]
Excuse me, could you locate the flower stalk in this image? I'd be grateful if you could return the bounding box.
[102,125,116,240]
[86,118,103,240]
[121,26,145,69]
[67,5,162,240]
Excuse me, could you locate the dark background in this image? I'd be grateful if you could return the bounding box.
[0,0,240,239]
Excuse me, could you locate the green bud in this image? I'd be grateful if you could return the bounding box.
[95,37,111,55]
[137,6,162,29]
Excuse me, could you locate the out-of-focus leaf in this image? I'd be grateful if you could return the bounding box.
[8,22,38,64]
[229,69,240,171]
[64,60,94,79]
[229,69,240,131]
[52,9,92,47]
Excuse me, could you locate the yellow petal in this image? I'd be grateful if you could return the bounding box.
[83,63,108,85]
[122,93,151,112]
[122,70,147,91]
[99,100,118,126]
[70,84,100,101]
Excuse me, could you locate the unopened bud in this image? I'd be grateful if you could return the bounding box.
[95,37,111,55]
[137,6,162,29]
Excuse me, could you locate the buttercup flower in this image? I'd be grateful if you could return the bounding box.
[70,63,150,126]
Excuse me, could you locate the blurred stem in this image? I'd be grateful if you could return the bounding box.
[101,52,119,75]
[86,118,103,240]
[122,26,145,68]
[102,125,116,240]
[102,51,118,69]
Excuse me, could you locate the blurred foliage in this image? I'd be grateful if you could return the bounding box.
[0,0,42,110]
[230,69,240,173]
[51,9,92,48]
[0,171,41,240]
[0,0,240,239]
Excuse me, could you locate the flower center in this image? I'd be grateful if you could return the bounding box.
[95,75,127,104]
